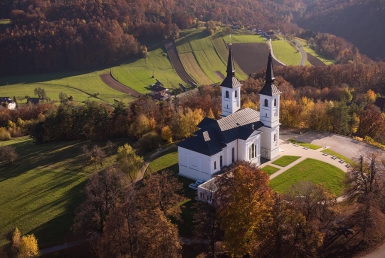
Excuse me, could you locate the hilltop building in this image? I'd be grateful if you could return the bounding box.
[177,47,281,181]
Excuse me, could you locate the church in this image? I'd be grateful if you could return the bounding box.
[177,46,281,181]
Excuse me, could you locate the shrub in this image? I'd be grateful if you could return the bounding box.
[137,131,162,153]
[0,127,11,141]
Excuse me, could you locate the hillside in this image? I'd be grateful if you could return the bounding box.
[296,0,385,60]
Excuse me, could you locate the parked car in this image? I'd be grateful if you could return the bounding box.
[195,180,205,185]
[188,183,198,190]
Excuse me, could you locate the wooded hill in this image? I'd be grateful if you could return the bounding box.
[296,0,385,61]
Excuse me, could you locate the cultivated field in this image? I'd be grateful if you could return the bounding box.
[179,53,213,85]
[230,43,272,75]
[295,38,335,65]
[111,67,156,94]
[307,53,327,67]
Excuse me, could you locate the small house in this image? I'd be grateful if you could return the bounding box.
[0,97,16,110]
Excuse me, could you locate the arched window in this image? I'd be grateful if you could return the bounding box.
[235,90,238,98]
[232,147,235,163]
[226,91,229,98]
[220,155,223,167]
[274,134,277,141]
[264,99,268,107]
[274,99,277,106]
[214,161,217,170]
[249,143,257,160]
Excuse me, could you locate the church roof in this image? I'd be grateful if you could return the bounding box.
[259,51,281,96]
[220,46,242,89]
[178,108,264,156]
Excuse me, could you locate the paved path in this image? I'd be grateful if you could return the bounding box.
[294,39,307,66]
[267,39,286,66]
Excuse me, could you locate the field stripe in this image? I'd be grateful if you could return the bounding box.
[179,53,213,85]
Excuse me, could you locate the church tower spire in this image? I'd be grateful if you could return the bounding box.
[220,45,242,117]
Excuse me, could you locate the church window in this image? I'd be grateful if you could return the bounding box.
[214,161,217,170]
[264,99,268,107]
[220,155,223,167]
[274,134,277,141]
[200,192,205,199]
[232,147,235,163]
[265,113,267,117]
[226,91,229,98]
[249,143,257,160]
[274,99,277,106]
[235,90,238,98]
[227,104,229,109]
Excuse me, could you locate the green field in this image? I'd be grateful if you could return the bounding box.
[272,155,301,167]
[0,70,134,105]
[222,34,267,44]
[261,165,280,175]
[179,53,213,85]
[295,38,335,65]
[270,158,345,196]
[148,146,179,173]
[271,39,302,66]
[0,137,121,250]
[111,67,156,94]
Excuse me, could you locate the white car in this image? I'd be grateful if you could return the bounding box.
[195,180,205,185]
[188,183,198,190]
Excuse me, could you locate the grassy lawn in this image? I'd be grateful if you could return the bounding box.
[271,39,302,66]
[295,38,335,65]
[272,155,301,167]
[270,158,345,196]
[321,149,353,165]
[288,139,322,150]
[0,137,121,250]
[261,165,280,175]
[0,70,134,105]
[179,53,214,85]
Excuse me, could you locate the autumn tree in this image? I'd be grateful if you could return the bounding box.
[73,167,131,235]
[357,105,385,138]
[215,161,274,256]
[18,235,39,258]
[161,125,173,143]
[0,145,18,165]
[96,170,183,257]
[34,87,47,100]
[12,227,21,254]
[192,201,221,256]
[344,152,385,240]
[90,145,106,167]
[116,144,144,182]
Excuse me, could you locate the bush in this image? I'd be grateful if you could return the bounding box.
[0,127,11,141]
[137,131,162,153]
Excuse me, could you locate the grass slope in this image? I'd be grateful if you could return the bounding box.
[0,70,134,105]
[179,53,213,85]
[271,39,302,66]
[270,158,345,196]
[0,137,117,250]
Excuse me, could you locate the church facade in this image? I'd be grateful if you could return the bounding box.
[177,47,281,181]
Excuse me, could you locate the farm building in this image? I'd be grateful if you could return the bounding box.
[178,47,281,181]
[150,80,170,100]
[0,97,16,110]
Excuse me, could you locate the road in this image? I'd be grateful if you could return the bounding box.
[293,39,307,66]
[267,39,286,66]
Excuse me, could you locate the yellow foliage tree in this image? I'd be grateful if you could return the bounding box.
[215,162,274,256]
[116,144,144,182]
[180,108,204,138]
[161,126,173,143]
[12,227,21,253]
[241,98,255,109]
[207,108,215,119]
[18,234,38,258]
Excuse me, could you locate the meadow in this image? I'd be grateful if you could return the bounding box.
[0,70,134,105]
[271,39,302,66]
[0,137,119,250]
[270,158,345,196]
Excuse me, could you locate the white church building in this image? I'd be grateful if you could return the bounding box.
[177,47,281,181]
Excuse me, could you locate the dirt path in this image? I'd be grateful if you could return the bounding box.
[100,73,141,98]
[294,39,307,66]
[164,39,196,85]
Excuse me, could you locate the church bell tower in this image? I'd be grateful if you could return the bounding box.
[220,45,242,117]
